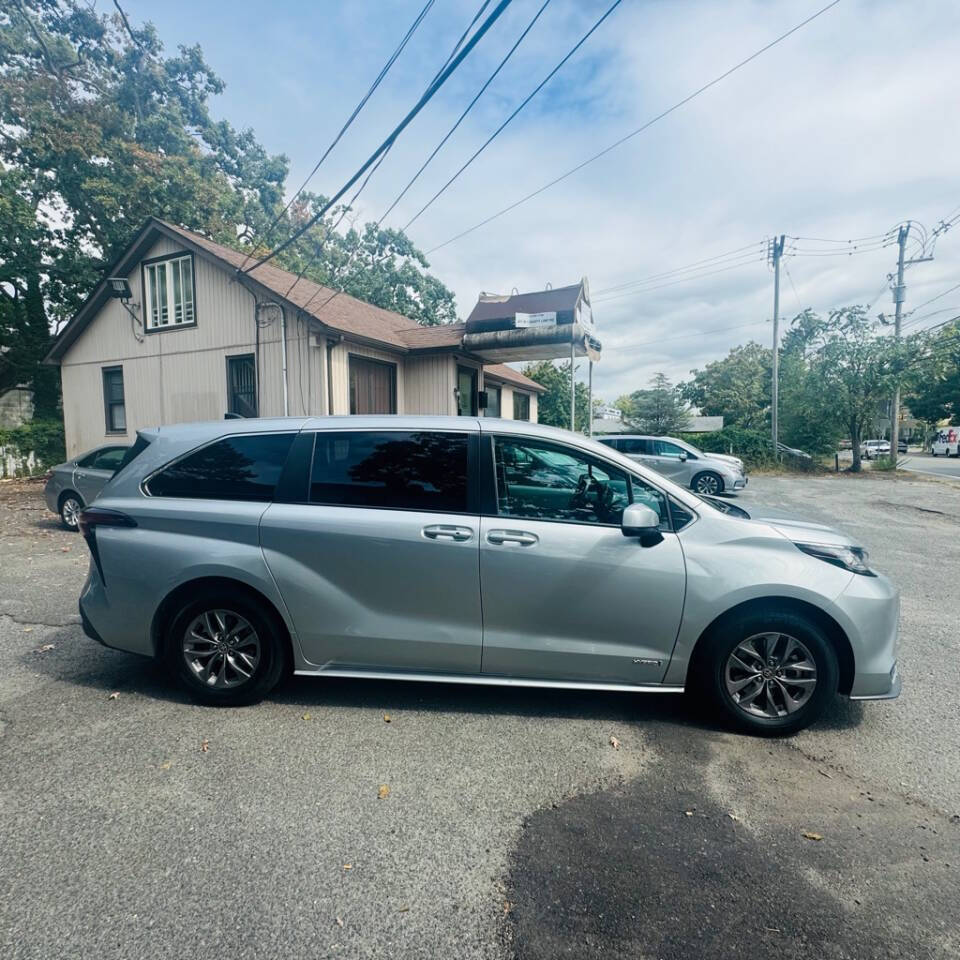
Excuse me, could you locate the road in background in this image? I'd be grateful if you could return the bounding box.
[900,451,960,481]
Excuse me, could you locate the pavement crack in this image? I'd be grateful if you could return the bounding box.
[0,613,80,630]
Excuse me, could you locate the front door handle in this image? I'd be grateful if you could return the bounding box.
[487,529,539,546]
[422,524,473,542]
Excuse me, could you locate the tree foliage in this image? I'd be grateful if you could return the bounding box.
[680,342,771,430]
[0,0,456,416]
[615,373,690,435]
[522,360,591,433]
[905,319,960,426]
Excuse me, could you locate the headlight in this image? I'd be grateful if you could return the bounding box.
[795,542,875,576]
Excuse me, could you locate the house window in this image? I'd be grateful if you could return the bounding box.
[143,253,195,329]
[513,391,530,421]
[484,385,501,418]
[102,366,126,434]
[349,355,397,414]
[457,366,477,416]
[227,354,258,418]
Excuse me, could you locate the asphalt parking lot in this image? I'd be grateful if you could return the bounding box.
[1,472,959,959]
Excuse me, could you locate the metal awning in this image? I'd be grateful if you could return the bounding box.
[463,322,601,363]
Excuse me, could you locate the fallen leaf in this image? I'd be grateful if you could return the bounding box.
[35,643,54,653]
[23,627,33,633]
[383,713,392,723]
[684,810,694,817]
[503,901,514,915]
[200,738,209,753]
[728,813,740,822]
[107,691,120,700]
[160,761,172,771]
[302,712,312,721]
[803,832,823,841]
[335,916,344,928]
[378,784,390,800]
[342,864,352,870]
[609,735,621,750]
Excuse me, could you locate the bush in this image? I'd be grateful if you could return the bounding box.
[680,427,778,468]
[0,418,66,476]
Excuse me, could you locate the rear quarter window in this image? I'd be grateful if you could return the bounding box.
[147,433,295,501]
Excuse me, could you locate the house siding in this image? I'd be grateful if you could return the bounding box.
[56,234,540,457]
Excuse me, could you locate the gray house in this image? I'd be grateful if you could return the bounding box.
[45,219,545,457]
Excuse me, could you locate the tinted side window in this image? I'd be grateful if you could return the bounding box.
[494,437,630,526]
[76,451,99,468]
[620,438,649,455]
[148,433,294,501]
[91,447,128,471]
[653,439,684,458]
[310,431,469,513]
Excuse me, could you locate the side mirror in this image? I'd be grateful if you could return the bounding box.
[621,503,663,547]
[678,451,688,461]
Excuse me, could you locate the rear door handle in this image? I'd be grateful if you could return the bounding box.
[422,524,473,542]
[487,529,539,546]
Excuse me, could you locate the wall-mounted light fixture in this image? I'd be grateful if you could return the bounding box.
[107,277,133,300]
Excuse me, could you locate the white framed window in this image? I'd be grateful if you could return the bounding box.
[143,254,195,329]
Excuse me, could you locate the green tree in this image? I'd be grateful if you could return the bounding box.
[616,373,690,435]
[522,360,591,433]
[802,307,932,471]
[680,341,771,430]
[905,319,960,427]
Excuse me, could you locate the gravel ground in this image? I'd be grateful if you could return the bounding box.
[0,473,957,959]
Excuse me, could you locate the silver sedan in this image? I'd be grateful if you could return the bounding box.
[44,444,129,529]
[76,417,898,736]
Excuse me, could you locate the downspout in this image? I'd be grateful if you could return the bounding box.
[326,334,343,415]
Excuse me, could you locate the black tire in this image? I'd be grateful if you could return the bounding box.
[697,608,839,737]
[165,590,289,706]
[692,471,724,496]
[59,492,83,530]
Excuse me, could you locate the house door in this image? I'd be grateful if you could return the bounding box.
[349,356,397,414]
[227,354,258,418]
[457,366,477,416]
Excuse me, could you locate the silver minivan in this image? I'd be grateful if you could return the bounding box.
[599,435,746,495]
[77,417,899,735]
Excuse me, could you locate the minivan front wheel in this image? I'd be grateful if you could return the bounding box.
[692,471,724,496]
[166,592,288,706]
[700,610,838,736]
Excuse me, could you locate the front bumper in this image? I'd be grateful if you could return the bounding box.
[849,663,901,700]
[733,476,748,489]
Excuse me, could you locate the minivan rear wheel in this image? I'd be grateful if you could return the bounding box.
[166,592,288,706]
[699,609,839,736]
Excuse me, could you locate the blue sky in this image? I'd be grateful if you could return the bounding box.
[112,0,960,401]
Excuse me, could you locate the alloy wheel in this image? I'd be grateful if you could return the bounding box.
[724,632,818,719]
[182,609,261,689]
[61,498,81,529]
[695,474,721,495]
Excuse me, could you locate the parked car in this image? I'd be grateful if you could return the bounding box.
[44,444,130,529]
[76,417,899,736]
[598,435,746,496]
[898,438,908,454]
[860,439,890,459]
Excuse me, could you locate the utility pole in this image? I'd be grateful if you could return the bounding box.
[888,222,933,465]
[569,334,576,432]
[769,234,785,453]
[889,224,909,465]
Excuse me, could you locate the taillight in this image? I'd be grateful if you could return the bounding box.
[78,507,136,585]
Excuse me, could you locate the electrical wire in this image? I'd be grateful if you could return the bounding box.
[237,0,437,271]
[626,318,770,349]
[379,0,554,225]
[424,0,841,254]
[401,0,623,232]
[592,255,768,303]
[592,241,766,296]
[242,0,516,275]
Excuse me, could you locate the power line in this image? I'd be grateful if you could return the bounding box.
[379,0,553,225]
[593,255,767,303]
[401,0,623,232]
[424,0,841,255]
[903,281,960,319]
[628,318,769,349]
[593,241,766,295]
[237,0,436,271]
[242,0,516,275]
